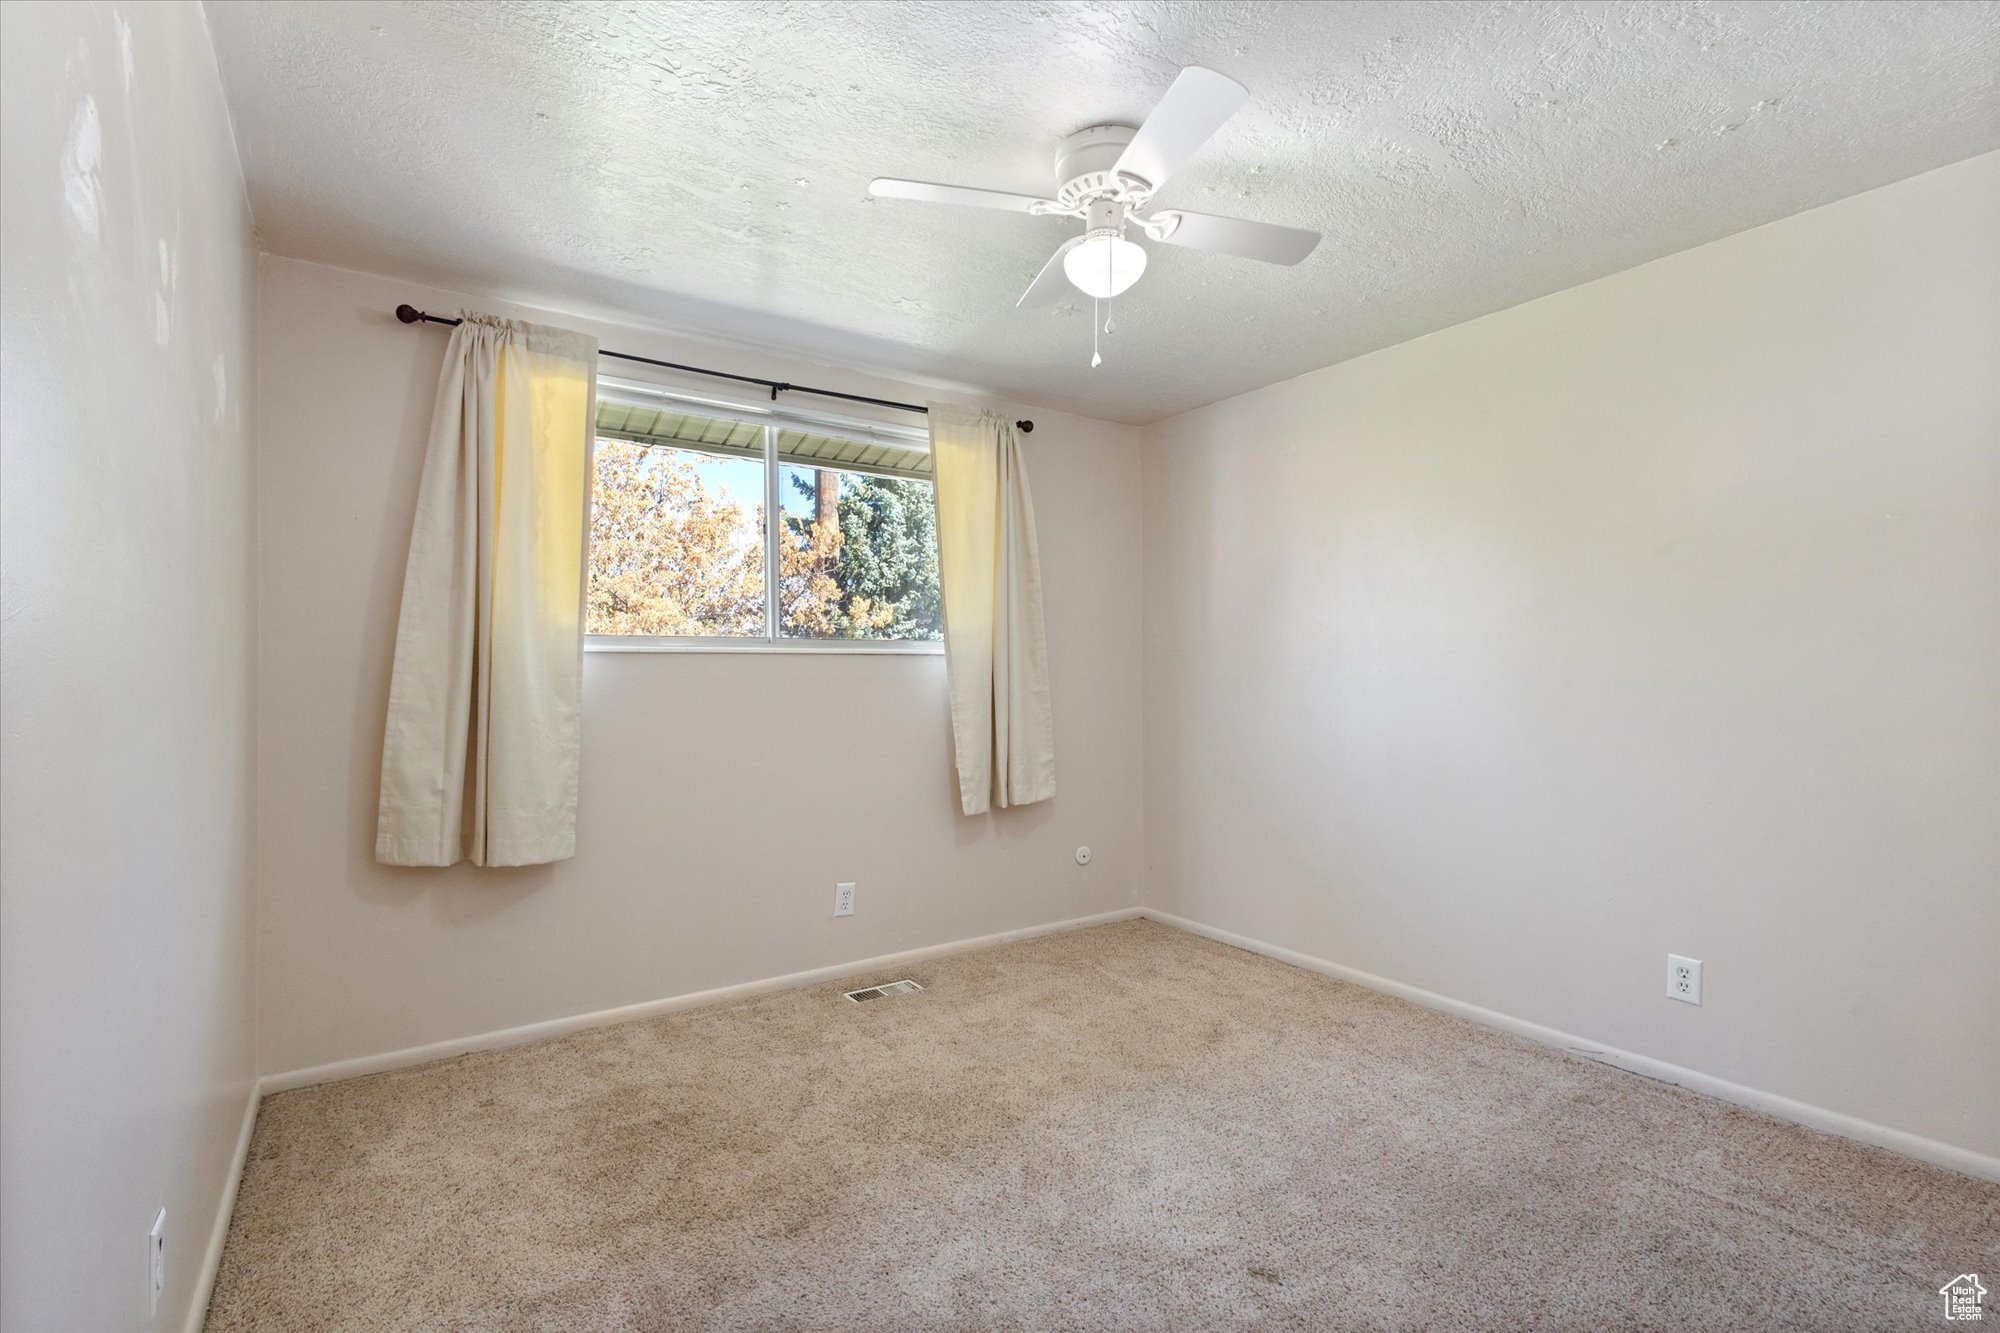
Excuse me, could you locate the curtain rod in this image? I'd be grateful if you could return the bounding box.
[394,306,1032,433]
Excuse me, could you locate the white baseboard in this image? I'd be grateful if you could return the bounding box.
[261,906,1145,1095]
[1139,908,1999,1184]
[182,1079,260,1333]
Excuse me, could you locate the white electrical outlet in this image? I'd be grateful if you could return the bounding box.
[148,1208,166,1316]
[833,882,855,917]
[1668,955,1702,1005]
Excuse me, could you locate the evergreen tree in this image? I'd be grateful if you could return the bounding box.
[834,473,942,640]
[786,471,942,640]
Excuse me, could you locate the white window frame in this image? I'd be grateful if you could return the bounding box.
[586,378,945,655]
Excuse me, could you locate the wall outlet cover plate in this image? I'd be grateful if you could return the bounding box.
[1668,954,1703,1005]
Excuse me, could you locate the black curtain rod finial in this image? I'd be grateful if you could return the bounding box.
[392,304,1033,434]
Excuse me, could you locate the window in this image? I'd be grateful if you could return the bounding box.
[586,387,943,649]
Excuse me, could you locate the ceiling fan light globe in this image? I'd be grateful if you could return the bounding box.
[1063,232,1147,300]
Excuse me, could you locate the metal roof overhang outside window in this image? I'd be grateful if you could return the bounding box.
[595,380,933,481]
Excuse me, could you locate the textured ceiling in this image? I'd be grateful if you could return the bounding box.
[205,0,2000,424]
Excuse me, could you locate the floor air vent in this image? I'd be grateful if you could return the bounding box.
[843,979,923,1003]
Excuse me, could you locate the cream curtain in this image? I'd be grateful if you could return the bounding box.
[375,313,598,866]
[929,404,1055,816]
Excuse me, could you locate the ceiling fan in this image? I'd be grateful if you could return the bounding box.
[870,67,1320,330]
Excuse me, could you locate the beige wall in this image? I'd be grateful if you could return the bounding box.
[252,256,1145,1076]
[1142,151,2000,1160]
[0,3,258,1329]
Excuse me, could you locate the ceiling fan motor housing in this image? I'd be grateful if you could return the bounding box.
[1054,124,1151,211]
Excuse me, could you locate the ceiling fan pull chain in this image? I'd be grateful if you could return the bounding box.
[1091,297,1103,368]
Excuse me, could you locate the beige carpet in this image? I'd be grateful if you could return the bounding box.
[206,920,1997,1332]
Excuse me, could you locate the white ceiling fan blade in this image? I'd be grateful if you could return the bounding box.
[869,179,1053,213]
[1112,67,1249,191]
[1151,210,1320,266]
[1017,238,1082,308]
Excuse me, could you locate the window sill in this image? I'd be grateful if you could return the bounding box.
[586,635,944,656]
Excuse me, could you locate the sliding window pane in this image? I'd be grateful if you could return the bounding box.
[778,462,942,642]
[588,424,767,637]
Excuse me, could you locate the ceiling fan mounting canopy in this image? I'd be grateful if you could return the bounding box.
[868,66,1322,321]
